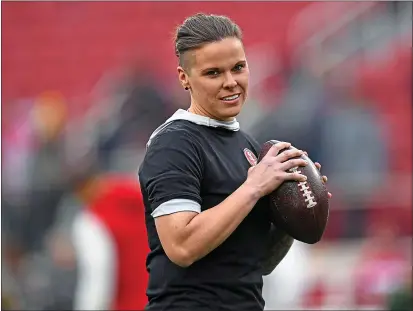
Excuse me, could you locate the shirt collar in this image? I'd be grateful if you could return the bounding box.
[147,109,240,148]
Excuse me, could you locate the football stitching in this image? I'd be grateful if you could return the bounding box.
[289,166,317,208]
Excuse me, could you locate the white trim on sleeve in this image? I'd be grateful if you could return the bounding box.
[151,198,201,218]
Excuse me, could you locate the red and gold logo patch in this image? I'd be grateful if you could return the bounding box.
[243,148,257,166]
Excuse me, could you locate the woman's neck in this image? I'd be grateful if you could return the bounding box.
[188,104,234,122]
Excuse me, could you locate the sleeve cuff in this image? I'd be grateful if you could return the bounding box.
[151,199,201,218]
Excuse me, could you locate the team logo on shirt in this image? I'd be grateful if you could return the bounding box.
[243,148,258,166]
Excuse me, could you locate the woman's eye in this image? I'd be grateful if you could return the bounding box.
[233,64,245,71]
[206,70,219,76]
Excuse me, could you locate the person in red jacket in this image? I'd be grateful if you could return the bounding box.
[71,171,149,310]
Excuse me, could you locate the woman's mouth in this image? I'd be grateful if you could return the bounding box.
[220,94,241,104]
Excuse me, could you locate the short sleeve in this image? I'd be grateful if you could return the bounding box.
[138,129,203,215]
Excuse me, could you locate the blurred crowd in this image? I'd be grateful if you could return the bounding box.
[2,2,412,310]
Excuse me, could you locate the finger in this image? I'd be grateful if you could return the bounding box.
[266,142,292,157]
[276,148,304,162]
[303,151,308,157]
[315,162,321,170]
[322,175,328,183]
[283,172,307,182]
[283,159,308,171]
[328,192,332,198]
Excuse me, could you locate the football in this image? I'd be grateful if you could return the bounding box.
[258,140,329,244]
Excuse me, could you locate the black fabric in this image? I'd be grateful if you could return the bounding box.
[138,120,272,311]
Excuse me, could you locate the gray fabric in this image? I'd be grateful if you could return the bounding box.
[151,198,201,218]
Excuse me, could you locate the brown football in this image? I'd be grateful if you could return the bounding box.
[258,140,330,244]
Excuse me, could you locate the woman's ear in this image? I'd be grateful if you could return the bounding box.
[177,66,190,91]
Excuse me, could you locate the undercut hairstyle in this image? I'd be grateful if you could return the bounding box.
[174,13,243,69]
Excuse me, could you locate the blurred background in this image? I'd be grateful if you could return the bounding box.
[1,2,412,310]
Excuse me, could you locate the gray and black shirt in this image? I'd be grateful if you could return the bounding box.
[138,109,272,311]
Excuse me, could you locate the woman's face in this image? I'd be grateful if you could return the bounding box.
[178,37,249,121]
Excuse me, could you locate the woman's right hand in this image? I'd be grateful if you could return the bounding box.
[244,142,308,198]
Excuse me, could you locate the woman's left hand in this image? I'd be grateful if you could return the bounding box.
[302,151,332,199]
[314,162,332,198]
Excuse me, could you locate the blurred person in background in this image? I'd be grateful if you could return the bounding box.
[70,153,149,310]
[2,92,72,310]
[22,92,70,255]
[2,100,38,277]
[319,74,388,238]
[250,50,330,159]
[353,220,410,309]
[93,62,175,171]
[139,13,330,311]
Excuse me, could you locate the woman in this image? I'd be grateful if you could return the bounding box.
[138,13,330,311]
